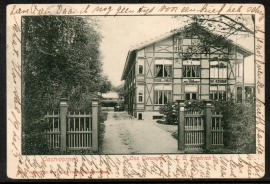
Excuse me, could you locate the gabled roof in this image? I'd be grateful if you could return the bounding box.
[121,23,254,80]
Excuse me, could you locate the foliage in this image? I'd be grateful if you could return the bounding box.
[99,75,112,95]
[159,101,178,125]
[212,99,256,153]
[159,100,205,125]
[100,111,108,123]
[184,99,204,113]
[112,83,125,100]
[23,16,103,119]
[192,15,254,35]
[174,15,254,36]
[22,118,51,155]
[172,15,254,60]
[180,22,233,60]
[22,16,109,154]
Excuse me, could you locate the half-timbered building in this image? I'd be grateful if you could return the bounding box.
[121,23,254,121]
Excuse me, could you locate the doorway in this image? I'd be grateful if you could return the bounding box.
[138,113,142,120]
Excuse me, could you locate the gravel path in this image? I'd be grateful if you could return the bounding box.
[101,112,178,154]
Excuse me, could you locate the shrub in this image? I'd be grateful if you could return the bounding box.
[159,101,178,125]
[212,99,256,153]
[23,118,52,155]
[184,99,204,113]
[100,111,108,123]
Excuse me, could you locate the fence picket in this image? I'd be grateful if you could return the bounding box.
[84,112,86,131]
[221,127,223,144]
[53,111,55,134]
[79,112,81,131]
[73,128,75,147]
[87,128,89,147]
[42,99,100,152]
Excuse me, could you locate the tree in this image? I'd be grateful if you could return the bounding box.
[172,15,254,60]
[159,101,178,124]
[22,16,104,154]
[23,16,103,117]
[174,15,254,36]
[113,83,124,100]
[99,75,112,95]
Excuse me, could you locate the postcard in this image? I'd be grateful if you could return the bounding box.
[6,4,265,179]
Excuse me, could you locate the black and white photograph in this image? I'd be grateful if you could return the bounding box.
[6,4,265,179]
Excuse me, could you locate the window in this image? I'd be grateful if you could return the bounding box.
[139,65,143,74]
[183,60,200,78]
[210,91,227,101]
[185,85,199,100]
[155,65,172,77]
[138,90,143,102]
[155,59,172,77]
[154,91,172,104]
[210,86,226,101]
[138,60,144,74]
[210,61,227,78]
[185,93,197,100]
[183,65,200,77]
[137,86,144,103]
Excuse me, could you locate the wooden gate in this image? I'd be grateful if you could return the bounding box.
[44,98,99,154]
[184,110,205,151]
[178,100,224,153]
[211,111,224,146]
[67,112,92,150]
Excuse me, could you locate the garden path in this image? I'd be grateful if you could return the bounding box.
[101,111,178,154]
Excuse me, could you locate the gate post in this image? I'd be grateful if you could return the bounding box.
[177,100,185,152]
[92,99,99,152]
[60,98,68,154]
[204,100,212,151]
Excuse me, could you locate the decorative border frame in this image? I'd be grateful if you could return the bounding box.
[6,4,265,179]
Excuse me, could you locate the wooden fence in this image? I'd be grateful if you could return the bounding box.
[44,98,99,154]
[177,100,224,153]
[44,111,60,149]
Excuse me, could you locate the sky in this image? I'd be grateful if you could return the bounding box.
[97,16,254,86]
